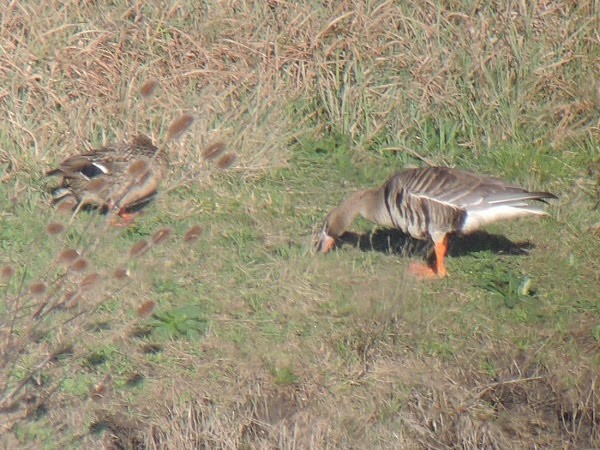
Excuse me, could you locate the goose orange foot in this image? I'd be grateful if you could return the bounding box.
[408,261,441,279]
[110,210,141,227]
[408,238,449,279]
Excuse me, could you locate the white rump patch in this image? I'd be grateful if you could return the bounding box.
[462,206,548,233]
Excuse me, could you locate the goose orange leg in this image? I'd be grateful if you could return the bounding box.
[433,236,449,277]
[409,235,449,279]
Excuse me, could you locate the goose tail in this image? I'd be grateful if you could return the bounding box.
[462,191,556,233]
[485,191,557,206]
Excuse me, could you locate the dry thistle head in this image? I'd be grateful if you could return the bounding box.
[165,113,195,142]
[113,267,130,280]
[68,257,89,273]
[91,375,112,402]
[140,79,159,98]
[217,152,237,170]
[79,273,101,293]
[1,264,15,281]
[29,282,47,297]
[56,198,78,214]
[46,222,66,236]
[57,249,80,266]
[202,142,227,161]
[183,224,204,242]
[128,159,149,179]
[63,290,81,308]
[152,227,173,245]
[87,177,108,193]
[137,300,156,319]
[129,239,150,259]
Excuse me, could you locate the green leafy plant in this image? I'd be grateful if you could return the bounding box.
[150,305,209,340]
[481,269,536,309]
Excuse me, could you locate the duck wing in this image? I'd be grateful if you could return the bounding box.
[46,147,121,180]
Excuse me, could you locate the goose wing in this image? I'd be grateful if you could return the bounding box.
[400,167,556,208]
[397,167,556,234]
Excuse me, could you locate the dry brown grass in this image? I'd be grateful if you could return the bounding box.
[74,317,598,449]
[3,2,597,176]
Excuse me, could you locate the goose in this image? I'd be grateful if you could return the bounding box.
[316,166,557,278]
[47,134,166,223]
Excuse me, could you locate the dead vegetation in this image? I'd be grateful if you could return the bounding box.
[111,347,598,449]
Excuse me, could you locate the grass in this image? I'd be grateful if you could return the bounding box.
[1,0,599,448]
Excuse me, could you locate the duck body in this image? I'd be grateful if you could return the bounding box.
[318,166,557,278]
[47,135,166,217]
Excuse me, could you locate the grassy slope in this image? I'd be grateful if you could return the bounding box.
[1,1,599,448]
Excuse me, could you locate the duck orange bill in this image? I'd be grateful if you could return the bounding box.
[318,233,336,253]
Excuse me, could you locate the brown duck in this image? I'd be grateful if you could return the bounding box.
[47,134,166,223]
[317,167,557,278]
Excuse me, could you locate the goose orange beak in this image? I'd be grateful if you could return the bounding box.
[318,232,336,253]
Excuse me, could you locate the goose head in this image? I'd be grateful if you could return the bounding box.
[316,188,382,253]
